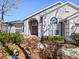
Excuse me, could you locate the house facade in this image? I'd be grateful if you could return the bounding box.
[22,1,79,41]
[4,1,79,41]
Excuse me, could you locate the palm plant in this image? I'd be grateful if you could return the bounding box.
[0,32,14,55]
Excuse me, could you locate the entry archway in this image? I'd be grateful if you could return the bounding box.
[29,19,38,36]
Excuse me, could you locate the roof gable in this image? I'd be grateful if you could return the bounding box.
[23,1,79,21]
[23,1,62,21]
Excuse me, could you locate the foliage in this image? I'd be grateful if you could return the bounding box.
[0,32,13,55]
[5,22,14,26]
[0,32,9,43]
[10,32,23,44]
[0,31,23,55]
[71,33,79,45]
[0,32,23,43]
[0,0,19,21]
[41,36,64,42]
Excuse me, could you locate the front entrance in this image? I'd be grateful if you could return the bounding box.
[29,19,38,36]
[60,22,65,36]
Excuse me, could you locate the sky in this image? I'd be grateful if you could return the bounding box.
[1,0,79,22]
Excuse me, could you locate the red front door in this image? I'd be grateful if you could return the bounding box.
[31,26,38,36]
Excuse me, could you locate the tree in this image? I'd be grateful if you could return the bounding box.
[0,0,18,21]
[0,0,19,31]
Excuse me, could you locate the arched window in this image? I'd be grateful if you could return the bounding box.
[50,17,59,35]
[50,17,57,25]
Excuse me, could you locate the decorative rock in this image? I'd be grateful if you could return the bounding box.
[57,47,79,59]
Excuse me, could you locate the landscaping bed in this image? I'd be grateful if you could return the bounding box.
[0,32,79,59]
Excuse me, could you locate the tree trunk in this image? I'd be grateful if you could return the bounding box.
[15,43,30,59]
[0,6,4,31]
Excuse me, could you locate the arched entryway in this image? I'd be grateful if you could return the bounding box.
[29,19,38,36]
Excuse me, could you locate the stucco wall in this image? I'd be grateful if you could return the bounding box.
[24,2,79,38]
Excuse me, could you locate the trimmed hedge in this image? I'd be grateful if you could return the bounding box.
[41,36,64,42]
[71,33,79,45]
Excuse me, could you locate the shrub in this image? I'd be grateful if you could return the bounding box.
[0,32,23,55]
[41,36,46,42]
[71,33,79,45]
[10,32,23,44]
[41,36,64,42]
[0,32,23,44]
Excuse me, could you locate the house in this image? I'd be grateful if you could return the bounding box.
[0,20,24,33]
[4,1,79,41]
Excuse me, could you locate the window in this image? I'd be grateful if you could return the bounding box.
[15,27,23,32]
[15,24,24,32]
[50,17,57,25]
[40,16,43,23]
[75,23,79,26]
[74,23,79,33]
[50,17,59,35]
[56,30,59,35]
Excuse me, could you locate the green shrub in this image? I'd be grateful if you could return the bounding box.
[10,32,23,44]
[0,32,23,43]
[41,36,47,42]
[41,36,64,42]
[0,32,23,55]
[71,33,79,45]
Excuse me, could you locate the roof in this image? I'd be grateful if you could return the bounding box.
[8,20,24,24]
[23,1,62,21]
[23,1,79,21]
